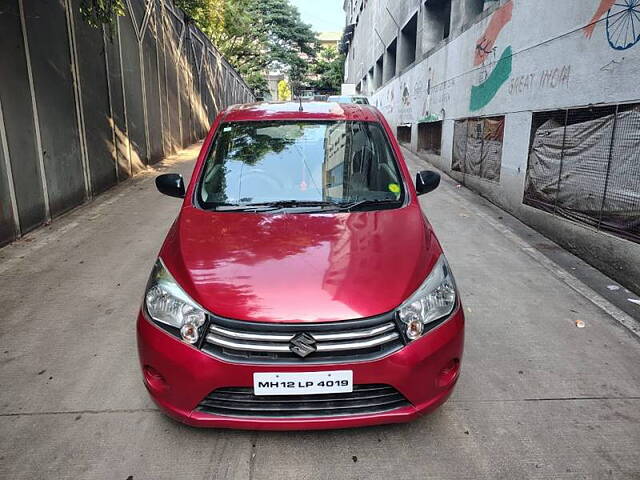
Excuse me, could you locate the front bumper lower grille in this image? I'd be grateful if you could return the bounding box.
[196,384,410,418]
[201,312,404,364]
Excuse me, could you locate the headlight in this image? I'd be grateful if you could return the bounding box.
[144,259,206,344]
[398,254,457,341]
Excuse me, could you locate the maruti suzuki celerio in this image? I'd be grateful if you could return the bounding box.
[137,102,464,430]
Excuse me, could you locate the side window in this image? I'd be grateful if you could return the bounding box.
[366,123,400,191]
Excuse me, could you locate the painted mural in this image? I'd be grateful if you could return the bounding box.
[469,1,514,111]
[367,0,640,133]
[474,0,514,66]
[584,0,640,50]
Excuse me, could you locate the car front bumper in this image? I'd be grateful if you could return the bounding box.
[136,308,464,430]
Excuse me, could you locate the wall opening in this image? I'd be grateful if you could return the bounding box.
[468,0,486,18]
[375,55,384,89]
[418,121,443,155]
[399,13,418,70]
[424,0,452,47]
[367,67,374,94]
[384,39,397,82]
[524,103,640,244]
[397,125,412,144]
[452,116,504,181]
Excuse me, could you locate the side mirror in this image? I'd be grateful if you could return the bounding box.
[155,173,185,198]
[415,170,440,195]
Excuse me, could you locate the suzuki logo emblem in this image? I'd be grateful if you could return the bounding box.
[289,332,317,358]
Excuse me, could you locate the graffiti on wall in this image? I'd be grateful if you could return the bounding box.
[508,65,571,96]
[474,1,514,66]
[584,0,640,50]
[469,1,514,111]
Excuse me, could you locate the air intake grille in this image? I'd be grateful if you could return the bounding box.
[201,312,403,364]
[196,384,410,418]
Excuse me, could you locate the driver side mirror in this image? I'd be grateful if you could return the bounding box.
[415,170,440,196]
[156,173,185,198]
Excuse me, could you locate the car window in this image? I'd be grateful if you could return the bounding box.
[198,121,405,209]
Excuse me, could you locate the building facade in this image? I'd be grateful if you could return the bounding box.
[343,0,640,293]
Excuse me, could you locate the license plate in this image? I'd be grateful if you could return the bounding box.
[253,371,353,396]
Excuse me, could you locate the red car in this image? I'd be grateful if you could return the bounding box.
[137,102,464,430]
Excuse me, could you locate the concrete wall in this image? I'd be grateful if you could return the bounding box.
[344,0,640,293]
[0,0,253,247]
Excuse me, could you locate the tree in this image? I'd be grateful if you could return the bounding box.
[80,0,318,98]
[277,80,292,101]
[177,0,318,96]
[310,46,345,94]
[79,0,125,30]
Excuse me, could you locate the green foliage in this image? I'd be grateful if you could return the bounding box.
[174,0,225,38]
[177,0,318,96]
[277,79,292,101]
[245,72,270,98]
[79,0,125,29]
[80,0,320,97]
[310,46,345,93]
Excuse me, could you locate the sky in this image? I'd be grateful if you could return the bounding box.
[289,0,346,33]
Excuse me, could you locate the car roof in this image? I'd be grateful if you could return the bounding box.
[221,101,381,123]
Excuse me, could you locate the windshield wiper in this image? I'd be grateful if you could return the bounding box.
[245,200,338,209]
[335,199,402,211]
[208,199,402,213]
[212,200,338,212]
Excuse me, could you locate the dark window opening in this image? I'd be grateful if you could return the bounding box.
[397,125,412,144]
[399,13,418,70]
[368,67,375,93]
[424,0,452,44]
[418,121,443,155]
[524,103,640,244]
[375,55,384,89]
[384,39,397,82]
[452,116,504,181]
[469,0,485,18]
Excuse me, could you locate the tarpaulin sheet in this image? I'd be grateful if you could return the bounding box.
[525,108,640,240]
[452,117,503,181]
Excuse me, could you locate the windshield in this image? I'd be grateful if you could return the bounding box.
[197,121,405,210]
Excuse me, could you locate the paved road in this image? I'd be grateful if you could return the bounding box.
[1,143,639,480]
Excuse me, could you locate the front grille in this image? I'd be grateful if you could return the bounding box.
[201,312,404,364]
[196,384,410,417]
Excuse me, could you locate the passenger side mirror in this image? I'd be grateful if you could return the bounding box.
[415,170,440,196]
[156,173,185,198]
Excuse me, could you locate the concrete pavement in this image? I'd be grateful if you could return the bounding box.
[1,143,639,480]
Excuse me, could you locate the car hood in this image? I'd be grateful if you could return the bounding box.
[160,205,440,323]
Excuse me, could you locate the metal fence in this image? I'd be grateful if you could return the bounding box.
[452,116,504,182]
[524,103,640,244]
[0,0,254,247]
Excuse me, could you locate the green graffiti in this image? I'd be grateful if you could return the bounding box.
[418,113,443,124]
[470,46,512,111]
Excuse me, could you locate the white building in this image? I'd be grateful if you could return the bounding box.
[343,0,640,293]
